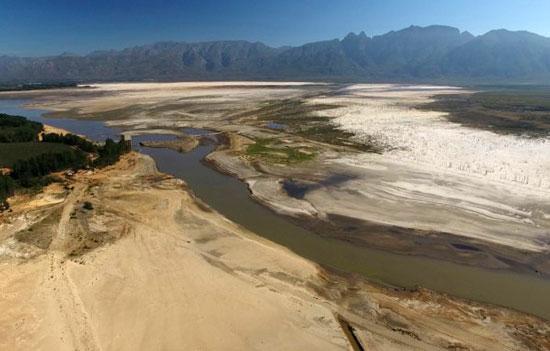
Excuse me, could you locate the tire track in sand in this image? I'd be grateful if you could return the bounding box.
[47,183,102,351]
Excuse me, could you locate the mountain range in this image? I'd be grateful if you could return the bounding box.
[2,25,550,84]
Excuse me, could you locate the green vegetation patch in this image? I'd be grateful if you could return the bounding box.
[250,99,336,123]
[0,175,15,210]
[10,147,87,188]
[243,99,383,152]
[43,133,97,153]
[0,113,43,143]
[297,125,383,153]
[478,93,550,112]
[423,89,550,136]
[0,113,131,210]
[93,138,131,167]
[0,142,75,168]
[246,138,315,163]
[0,82,77,92]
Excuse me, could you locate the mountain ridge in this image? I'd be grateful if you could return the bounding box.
[2,25,550,84]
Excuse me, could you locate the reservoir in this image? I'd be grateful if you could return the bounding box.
[2,97,550,320]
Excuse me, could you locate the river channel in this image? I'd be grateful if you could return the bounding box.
[2,98,549,320]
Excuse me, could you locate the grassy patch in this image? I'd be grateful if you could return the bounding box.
[251,99,336,123]
[475,91,550,112]
[246,138,315,163]
[0,142,74,168]
[297,125,383,153]
[241,99,383,152]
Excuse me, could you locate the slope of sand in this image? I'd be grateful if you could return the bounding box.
[0,154,347,350]
[0,153,548,350]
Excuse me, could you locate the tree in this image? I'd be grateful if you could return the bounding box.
[0,175,15,210]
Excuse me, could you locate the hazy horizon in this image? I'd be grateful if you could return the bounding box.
[3,25,550,58]
[1,0,549,56]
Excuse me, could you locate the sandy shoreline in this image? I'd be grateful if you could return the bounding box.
[1,152,548,350]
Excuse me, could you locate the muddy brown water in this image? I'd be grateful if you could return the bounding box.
[2,98,550,320]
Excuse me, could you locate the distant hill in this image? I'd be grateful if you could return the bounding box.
[2,25,550,84]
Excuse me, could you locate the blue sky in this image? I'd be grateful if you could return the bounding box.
[1,0,549,56]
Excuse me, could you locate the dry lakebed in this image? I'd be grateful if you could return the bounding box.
[1,82,549,350]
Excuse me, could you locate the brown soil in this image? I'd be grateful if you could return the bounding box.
[139,135,199,153]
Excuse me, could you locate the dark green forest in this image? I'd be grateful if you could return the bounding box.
[0,142,75,168]
[0,82,77,92]
[42,132,97,153]
[0,114,129,210]
[0,114,43,142]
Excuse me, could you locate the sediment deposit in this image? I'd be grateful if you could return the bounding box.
[0,153,548,350]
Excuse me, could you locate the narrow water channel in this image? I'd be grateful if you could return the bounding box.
[2,98,550,320]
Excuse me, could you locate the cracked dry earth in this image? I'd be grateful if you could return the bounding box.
[0,152,548,350]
